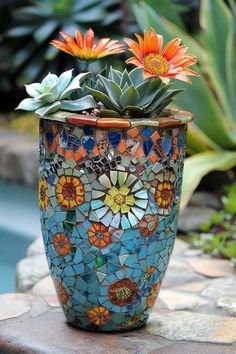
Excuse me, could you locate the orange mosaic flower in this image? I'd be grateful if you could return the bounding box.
[88,223,111,248]
[53,233,70,256]
[139,214,159,237]
[109,278,138,306]
[88,306,112,326]
[51,28,125,62]
[56,175,84,209]
[39,177,49,210]
[155,180,174,209]
[146,282,161,309]
[54,279,68,305]
[125,28,199,84]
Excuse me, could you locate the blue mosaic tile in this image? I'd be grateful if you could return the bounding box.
[39,119,187,332]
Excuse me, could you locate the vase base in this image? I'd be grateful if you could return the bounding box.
[66,319,147,333]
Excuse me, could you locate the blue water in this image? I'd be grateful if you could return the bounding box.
[0,180,41,293]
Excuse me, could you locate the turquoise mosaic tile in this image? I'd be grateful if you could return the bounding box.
[39,118,187,331]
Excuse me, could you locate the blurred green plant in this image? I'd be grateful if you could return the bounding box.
[192,182,236,267]
[1,0,122,89]
[133,0,236,207]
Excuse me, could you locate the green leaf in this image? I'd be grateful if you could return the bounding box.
[35,101,62,117]
[129,68,145,86]
[33,20,58,44]
[181,151,236,208]
[120,69,132,89]
[98,76,122,104]
[138,79,162,106]
[88,87,119,111]
[99,109,121,118]
[16,98,43,111]
[226,16,236,117]
[109,67,122,84]
[121,106,143,117]
[6,26,36,37]
[186,122,220,154]
[120,85,140,107]
[60,72,90,99]
[174,75,236,148]
[60,95,97,111]
[57,69,73,96]
[200,0,234,123]
[141,0,186,30]
[25,83,42,97]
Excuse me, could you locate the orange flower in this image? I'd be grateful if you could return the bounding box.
[51,28,125,62]
[54,279,68,305]
[39,177,48,210]
[88,306,112,326]
[138,214,159,237]
[53,233,70,256]
[56,175,84,209]
[109,278,138,306]
[125,28,199,84]
[155,181,174,209]
[88,223,111,248]
[146,282,161,309]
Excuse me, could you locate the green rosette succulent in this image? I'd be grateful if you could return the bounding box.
[16,69,96,117]
[88,67,183,118]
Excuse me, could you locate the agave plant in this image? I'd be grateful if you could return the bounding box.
[133,0,236,206]
[88,67,183,118]
[16,69,96,117]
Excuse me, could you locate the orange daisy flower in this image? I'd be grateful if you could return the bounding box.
[54,279,68,305]
[155,180,175,209]
[56,175,84,209]
[51,28,125,62]
[109,278,138,306]
[39,177,49,210]
[125,28,199,84]
[146,282,161,309]
[53,233,70,257]
[88,306,112,326]
[88,223,111,249]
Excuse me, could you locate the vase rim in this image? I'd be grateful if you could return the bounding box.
[39,109,193,129]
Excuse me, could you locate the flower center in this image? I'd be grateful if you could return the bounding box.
[144,54,169,75]
[114,193,125,205]
[162,188,172,200]
[147,221,156,231]
[116,287,132,301]
[40,186,47,200]
[62,182,76,200]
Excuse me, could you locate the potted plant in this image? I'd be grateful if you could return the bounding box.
[17,27,198,331]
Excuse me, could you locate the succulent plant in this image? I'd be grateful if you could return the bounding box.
[16,69,97,117]
[88,67,183,118]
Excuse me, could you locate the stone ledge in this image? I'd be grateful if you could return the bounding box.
[0,293,235,354]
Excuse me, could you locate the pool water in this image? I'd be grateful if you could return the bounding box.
[0,180,41,293]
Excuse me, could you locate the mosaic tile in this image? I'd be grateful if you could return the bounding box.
[39,118,187,332]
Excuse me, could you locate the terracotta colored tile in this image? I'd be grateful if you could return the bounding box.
[187,257,235,278]
[117,139,126,153]
[97,118,130,128]
[149,152,158,163]
[159,118,181,128]
[78,145,87,157]
[66,116,97,126]
[127,127,139,138]
[92,145,99,156]
[151,131,160,141]
[134,145,143,158]
[73,152,82,161]
[57,146,63,156]
[65,150,74,160]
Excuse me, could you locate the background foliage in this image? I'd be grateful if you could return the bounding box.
[2,0,236,208]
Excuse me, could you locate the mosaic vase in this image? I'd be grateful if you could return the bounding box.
[39,111,192,331]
